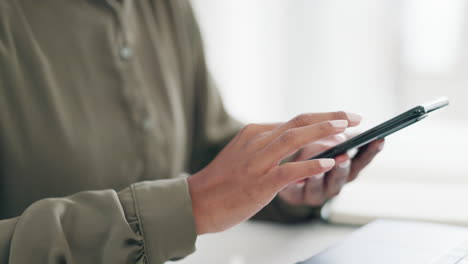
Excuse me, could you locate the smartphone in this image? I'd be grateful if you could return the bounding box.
[310,97,450,159]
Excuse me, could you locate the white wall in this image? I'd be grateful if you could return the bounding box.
[192,0,401,125]
[191,0,468,182]
[192,0,289,123]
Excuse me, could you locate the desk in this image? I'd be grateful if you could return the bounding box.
[172,221,357,264]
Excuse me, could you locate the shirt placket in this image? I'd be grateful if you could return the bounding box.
[106,0,155,179]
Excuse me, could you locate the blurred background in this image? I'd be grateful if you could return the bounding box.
[174,1,468,262]
[191,0,468,186]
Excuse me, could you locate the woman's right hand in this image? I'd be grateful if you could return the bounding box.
[188,112,361,235]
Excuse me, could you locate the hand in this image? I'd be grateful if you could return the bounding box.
[278,132,385,207]
[188,112,361,235]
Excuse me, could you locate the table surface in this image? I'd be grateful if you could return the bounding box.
[171,220,358,264]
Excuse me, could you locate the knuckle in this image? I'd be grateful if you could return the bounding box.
[274,165,294,184]
[321,121,337,133]
[279,129,298,145]
[246,133,271,150]
[245,123,258,132]
[324,120,335,129]
[334,111,348,120]
[239,123,259,136]
[307,163,323,175]
[292,113,312,127]
[244,155,268,175]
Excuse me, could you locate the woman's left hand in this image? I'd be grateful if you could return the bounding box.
[278,133,385,207]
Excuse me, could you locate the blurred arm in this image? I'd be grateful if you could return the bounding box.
[0,178,197,264]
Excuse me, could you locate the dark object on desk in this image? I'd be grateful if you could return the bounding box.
[311,97,449,159]
[298,219,468,264]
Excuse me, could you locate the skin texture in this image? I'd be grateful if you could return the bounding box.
[188,111,363,235]
[279,134,385,206]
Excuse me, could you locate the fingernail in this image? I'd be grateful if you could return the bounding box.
[377,141,385,151]
[330,120,348,129]
[337,133,347,142]
[338,159,351,169]
[346,113,362,124]
[319,159,335,168]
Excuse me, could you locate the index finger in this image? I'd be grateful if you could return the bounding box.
[265,112,362,142]
[256,120,349,168]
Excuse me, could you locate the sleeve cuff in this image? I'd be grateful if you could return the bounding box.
[118,176,197,263]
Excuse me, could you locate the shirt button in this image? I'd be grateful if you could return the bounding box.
[119,45,133,60]
[142,117,153,131]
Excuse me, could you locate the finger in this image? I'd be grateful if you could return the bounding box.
[264,112,362,142]
[259,120,348,167]
[233,123,283,147]
[253,123,282,133]
[271,159,335,189]
[325,155,351,197]
[303,174,326,206]
[348,139,385,182]
[293,133,348,161]
[237,123,283,138]
[278,183,306,206]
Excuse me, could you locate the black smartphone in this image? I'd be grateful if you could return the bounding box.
[310,97,450,159]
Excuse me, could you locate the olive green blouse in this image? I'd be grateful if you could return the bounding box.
[0,0,316,263]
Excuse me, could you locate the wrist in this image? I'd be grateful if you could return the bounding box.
[187,172,212,235]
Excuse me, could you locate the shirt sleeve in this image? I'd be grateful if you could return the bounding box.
[0,177,197,264]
